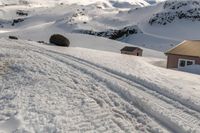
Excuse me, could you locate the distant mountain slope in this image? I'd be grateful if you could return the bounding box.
[1,0,200,52]
[0,0,19,5]
[139,0,200,40]
[0,0,149,7]
[145,0,165,4]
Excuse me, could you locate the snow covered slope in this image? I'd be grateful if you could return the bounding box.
[1,37,200,132]
[0,0,200,51]
[0,0,177,52]
[0,31,164,58]
[110,0,200,49]
[145,0,166,4]
[0,0,149,7]
[139,0,200,40]
[0,0,200,133]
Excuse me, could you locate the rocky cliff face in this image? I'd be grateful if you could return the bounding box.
[149,0,200,25]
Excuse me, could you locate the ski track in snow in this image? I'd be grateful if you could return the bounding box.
[33,45,200,133]
[0,41,167,133]
[1,40,200,133]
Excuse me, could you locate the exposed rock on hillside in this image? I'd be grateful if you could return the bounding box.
[149,0,200,25]
[75,25,142,40]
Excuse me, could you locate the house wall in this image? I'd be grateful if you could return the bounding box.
[167,54,200,68]
[121,49,143,56]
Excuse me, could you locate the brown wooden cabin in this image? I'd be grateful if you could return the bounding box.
[121,46,143,56]
[165,40,200,69]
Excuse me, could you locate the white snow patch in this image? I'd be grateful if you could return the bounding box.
[179,65,200,75]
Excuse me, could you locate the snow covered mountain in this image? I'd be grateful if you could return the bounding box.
[0,0,199,53]
[0,0,176,52]
[0,0,149,7]
[149,0,200,25]
[1,0,200,132]
[140,0,200,40]
[145,0,166,4]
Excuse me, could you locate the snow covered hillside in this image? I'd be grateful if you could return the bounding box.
[0,0,177,52]
[0,0,200,132]
[1,37,200,132]
[145,0,166,4]
[139,0,200,40]
[1,0,200,52]
[0,0,149,7]
[149,0,200,26]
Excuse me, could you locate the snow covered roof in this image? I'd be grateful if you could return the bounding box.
[165,40,200,57]
[121,46,142,52]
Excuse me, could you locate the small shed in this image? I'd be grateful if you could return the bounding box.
[165,40,200,68]
[120,46,143,56]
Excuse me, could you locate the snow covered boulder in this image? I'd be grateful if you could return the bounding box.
[49,34,70,47]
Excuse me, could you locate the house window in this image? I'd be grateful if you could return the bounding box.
[178,59,195,68]
[187,61,194,66]
[179,60,186,67]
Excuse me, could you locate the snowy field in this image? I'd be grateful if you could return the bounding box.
[0,38,200,133]
[0,0,200,133]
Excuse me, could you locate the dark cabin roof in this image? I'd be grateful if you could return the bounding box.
[121,46,142,52]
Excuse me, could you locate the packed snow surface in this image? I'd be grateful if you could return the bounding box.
[0,0,200,132]
[179,65,200,75]
[1,38,200,133]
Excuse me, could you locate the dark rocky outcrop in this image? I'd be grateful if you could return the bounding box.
[149,0,200,25]
[12,18,24,26]
[74,25,142,40]
[16,10,28,16]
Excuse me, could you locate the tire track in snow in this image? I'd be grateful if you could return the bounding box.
[31,48,200,133]
[37,48,200,114]
[31,49,170,133]
[0,46,136,132]
[59,52,200,116]
[2,42,200,132]
[1,44,168,132]
[40,48,200,117]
